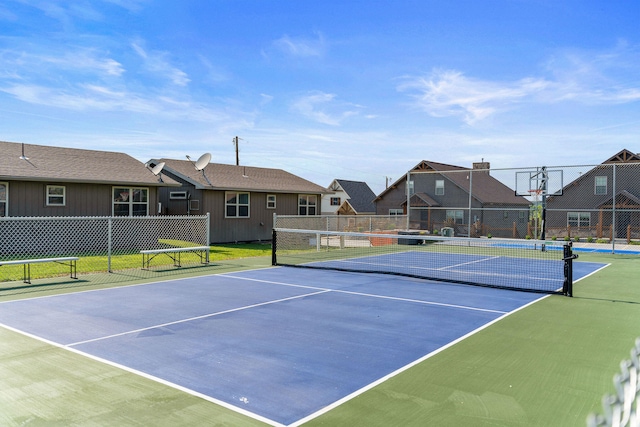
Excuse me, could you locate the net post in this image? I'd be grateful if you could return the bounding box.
[563,242,577,297]
[271,228,277,266]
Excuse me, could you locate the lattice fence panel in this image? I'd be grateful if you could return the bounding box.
[0,215,209,286]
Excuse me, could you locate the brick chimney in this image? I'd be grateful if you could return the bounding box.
[472,160,490,173]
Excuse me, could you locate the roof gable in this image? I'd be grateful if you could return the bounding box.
[0,141,176,186]
[603,149,640,164]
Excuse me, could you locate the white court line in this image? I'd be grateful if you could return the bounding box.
[219,273,508,314]
[288,292,549,427]
[436,255,501,270]
[0,320,285,427]
[67,289,330,347]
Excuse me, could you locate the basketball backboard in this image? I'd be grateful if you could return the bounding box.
[515,168,563,197]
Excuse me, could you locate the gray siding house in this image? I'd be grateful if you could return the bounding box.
[148,158,327,243]
[375,160,531,237]
[0,141,178,217]
[545,149,640,239]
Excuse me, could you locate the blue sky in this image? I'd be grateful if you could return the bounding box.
[1,1,639,194]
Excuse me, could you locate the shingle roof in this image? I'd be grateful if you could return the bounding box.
[401,192,441,207]
[377,160,529,205]
[335,179,376,213]
[0,141,176,186]
[154,159,327,193]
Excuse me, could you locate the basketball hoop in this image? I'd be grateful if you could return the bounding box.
[528,189,545,199]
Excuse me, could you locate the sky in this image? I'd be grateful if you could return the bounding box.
[1,1,639,194]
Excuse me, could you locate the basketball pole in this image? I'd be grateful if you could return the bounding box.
[540,166,547,241]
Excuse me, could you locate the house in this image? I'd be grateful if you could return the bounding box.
[545,149,640,240]
[375,160,531,237]
[0,141,179,218]
[321,179,376,215]
[147,158,327,243]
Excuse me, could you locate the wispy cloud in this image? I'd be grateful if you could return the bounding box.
[398,70,550,125]
[0,47,124,79]
[131,40,190,86]
[291,91,361,126]
[267,32,326,58]
[400,43,640,125]
[542,41,640,104]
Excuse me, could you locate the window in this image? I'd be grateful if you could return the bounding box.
[435,180,444,196]
[389,209,403,216]
[298,195,317,216]
[595,176,607,195]
[568,212,590,227]
[113,187,149,216]
[226,192,250,218]
[0,182,7,217]
[330,197,341,206]
[0,182,9,217]
[446,210,464,224]
[267,194,276,209]
[169,191,188,199]
[407,180,415,196]
[46,185,65,206]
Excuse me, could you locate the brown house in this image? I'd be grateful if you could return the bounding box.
[148,158,327,243]
[375,160,531,237]
[0,141,179,217]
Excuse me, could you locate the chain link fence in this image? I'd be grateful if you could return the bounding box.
[274,214,408,233]
[0,215,209,289]
[401,163,640,254]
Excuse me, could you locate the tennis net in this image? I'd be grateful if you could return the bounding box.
[272,228,577,296]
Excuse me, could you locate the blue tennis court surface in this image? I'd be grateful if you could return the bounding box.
[0,260,606,426]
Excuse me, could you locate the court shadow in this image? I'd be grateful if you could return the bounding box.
[572,296,640,305]
[0,278,91,293]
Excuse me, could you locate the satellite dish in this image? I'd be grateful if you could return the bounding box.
[194,153,211,171]
[150,162,165,176]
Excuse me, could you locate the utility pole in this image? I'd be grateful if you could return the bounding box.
[233,136,243,166]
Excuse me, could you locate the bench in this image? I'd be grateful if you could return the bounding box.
[141,246,210,269]
[0,257,79,284]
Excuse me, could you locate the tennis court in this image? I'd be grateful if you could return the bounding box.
[0,250,606,426]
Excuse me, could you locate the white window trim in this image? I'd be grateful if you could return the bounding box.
[112,187,149,216]
[446,209,464,224]
[435,179,444,196]
[567,212,590,227]
[595,176,607,195]
[389,209,403,216]
[225,191,250,218]
[46,185,66,206]
[0,181,7,217]
[169,191,188,200]
[298,194,318,216]
[267,194,276,209]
